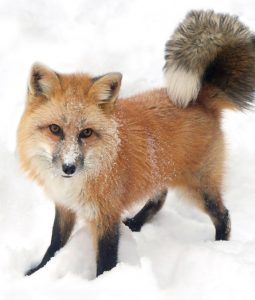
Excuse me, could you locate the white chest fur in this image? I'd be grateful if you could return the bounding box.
[43,174,98,221]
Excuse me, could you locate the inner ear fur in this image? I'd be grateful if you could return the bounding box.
[28,63,61,99]
[89,72,122,107]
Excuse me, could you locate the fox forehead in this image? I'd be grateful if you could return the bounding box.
[31,99,108,131]
[27,73,106,127]
[52,73,94,104]
[25,64,122,134]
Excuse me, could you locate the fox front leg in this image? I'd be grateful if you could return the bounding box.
[91,221,120,277]
[26,205,75,276]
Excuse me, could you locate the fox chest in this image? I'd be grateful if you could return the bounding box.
[43,176,98,221]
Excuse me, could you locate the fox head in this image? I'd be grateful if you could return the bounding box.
[17,63,122,183]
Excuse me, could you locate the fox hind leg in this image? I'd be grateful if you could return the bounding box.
[183,185,231,241]
[123,189,167,232]
[26,205,76,276]
[203,192,231,241]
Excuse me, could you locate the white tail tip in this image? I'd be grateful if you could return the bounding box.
[164,65,201,108]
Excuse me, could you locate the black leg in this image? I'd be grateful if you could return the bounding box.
[203,192,231,241]
[123,189,167,232]
[26,205,75,276]
[96,223,120,276]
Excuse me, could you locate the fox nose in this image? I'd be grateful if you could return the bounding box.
[62,164,76,175]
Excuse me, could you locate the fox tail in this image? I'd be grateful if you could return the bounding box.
[164,10,255,109]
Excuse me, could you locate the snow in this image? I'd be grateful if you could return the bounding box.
[62,142,80,166]
[0,0,255,299]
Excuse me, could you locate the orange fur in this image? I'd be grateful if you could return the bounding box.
[19,9,255,275]
[17,67,233,236]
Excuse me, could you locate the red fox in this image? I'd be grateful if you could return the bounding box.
[17,10,255,277]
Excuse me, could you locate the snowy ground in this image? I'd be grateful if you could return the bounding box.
[1,0,255,299]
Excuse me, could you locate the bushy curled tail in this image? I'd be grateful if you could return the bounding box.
[164,10,255,109]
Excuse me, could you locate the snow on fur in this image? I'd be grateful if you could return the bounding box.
[0,0,255,300]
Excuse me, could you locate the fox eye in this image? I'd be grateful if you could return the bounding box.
[79,128,93,139]
[49,124,62,136]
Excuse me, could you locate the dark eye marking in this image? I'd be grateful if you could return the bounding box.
[79,128,93,139]
[49,124,63,137]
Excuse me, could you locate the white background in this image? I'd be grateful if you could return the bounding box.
[0,0,255,299]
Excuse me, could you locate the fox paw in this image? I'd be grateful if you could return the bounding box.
[25,263,43,276]
[123,218,142,232]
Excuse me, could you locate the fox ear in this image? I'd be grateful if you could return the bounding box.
[89,72,122,108]
[28,63,60,99]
